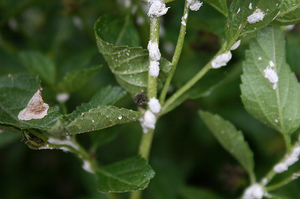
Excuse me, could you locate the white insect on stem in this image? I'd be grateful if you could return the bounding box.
[187,0,203,11]
[139,110,157,133]
[148,40,161,61]
[230,40,241,50]
[149,60,160,77]
[181,13,188,26]
[18,88,49,121]
[263,66,278,90]
[249,3,253,10]
[247,9,265,24]
[274,146,300,173]
[82,160,95,174]
[211,51,232,69]
[148,97,161,113]
[147,0,169,17]
[243,184,264,199]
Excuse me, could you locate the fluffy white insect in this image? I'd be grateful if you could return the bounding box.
[247,9,265,24]
[148,98,161,113]
[274,146,300,173]
[237,8,241,14]
[230,40,241,50]
[189,0,203,11]
[149,60,160,77]
[243,184,264,199]
[181,13,188,26]
[269,61,275,67]
[18,88,49,121]
[249,3,253,10]
[56,93,70,103]
[139,110,156,133]
[148,41,161,61]
[48,136,79,151]
[147,0,169,17]
[274,163,288,173]
[211,51,232,69]
[82,160,95,174]
[263,66,278,90]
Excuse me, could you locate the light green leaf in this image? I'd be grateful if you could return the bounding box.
[202,0,228,17]
[56,66,102,93]
[0,73,61,131]
[94,14,171,94]
[18,51,56,86]
[199,110,255,179]
[241,27,300,135]
[180,186,222,199]
[226,0,281,49]
[96,156,155,193]
[273,0,300,25]
[50,105,141,135]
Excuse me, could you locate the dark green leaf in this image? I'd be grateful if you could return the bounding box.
[180,186,222,199]
[199,110,255,179]
[18,51,56,86]
[56,66,102,93]
[226,0,281,49]
[241,27,300,135]
[90,85,127,106]
[0,132,21,149]
[202,0,228,17]
[273,0,300,25]
[96,156,155,193]
[0,73,61,131]
[50,105,141,135]
[94,14,171,94]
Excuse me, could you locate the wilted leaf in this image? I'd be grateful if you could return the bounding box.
[94,14,171,94]
[241,27,300,135]
[97,156,155,193]
[199,110,255,179]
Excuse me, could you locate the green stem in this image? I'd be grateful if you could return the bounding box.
[266,171,300,192]
[159,0,189,104]
[283,133,292,152]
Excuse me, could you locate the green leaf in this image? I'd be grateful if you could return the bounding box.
[273,0,300,25]
[56,65,102,93]
[90,85,127,106]
[202,0,228,17]
[199,110,255,179]
[50,105,141,135]
[0,73,61,131]
[94,14,171,94]
[226,0,281,48]
[241,27,300,135]
[96,156,155,193]
[18,51,56,86]
[180,186,222,199]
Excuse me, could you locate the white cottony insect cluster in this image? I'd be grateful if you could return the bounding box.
[247,9,265,24]
[139,110,157,133]
[230,40,241,50]
[274,146,300,173]
[243,184,264,199]
[187,0,203,11]
[148,97,161,113]
[39,136,79,153]
[148,40,161,61]
[82,160,95,174]
[211,51,232,69]
[263,61,278,90]
[147,0,169,17]
[18,88,49,121]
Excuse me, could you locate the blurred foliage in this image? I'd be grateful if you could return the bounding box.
[0,0,300,198]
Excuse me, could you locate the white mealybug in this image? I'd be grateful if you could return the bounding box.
[148,41,161,61]
[139,110,156,133]
[230,40,241,50]
[263,66,278,90]
[243,184,264,199]
[237,8,241,14]
[149,60,160,77]
[147,0,169,17]
[247,9,265,24]
[189,0,203,11]
[249,3,253,10]
[211,51,232,69]
[18,88,49,121]
[148,98,161,113]
[181,13,188,26]
[269,60,275,67]
[82,160,95,174]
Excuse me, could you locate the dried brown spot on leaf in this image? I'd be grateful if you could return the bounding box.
[18,88,49,121]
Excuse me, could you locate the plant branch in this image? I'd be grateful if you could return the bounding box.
[159,0,189,104]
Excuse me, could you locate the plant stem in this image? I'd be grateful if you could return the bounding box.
[283,133,292,152]
[159,0,189,104]
[266,171,300,191]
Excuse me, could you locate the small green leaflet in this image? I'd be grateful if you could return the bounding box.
[273,0,300,25]
[0,73,61,131]
[241,27,300,135]
[18,51,56,86]
[199,110,255,181]
[96,156,155,193]
[94,14,171,94]
[226,0,281,49]
[202,0,228,17]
